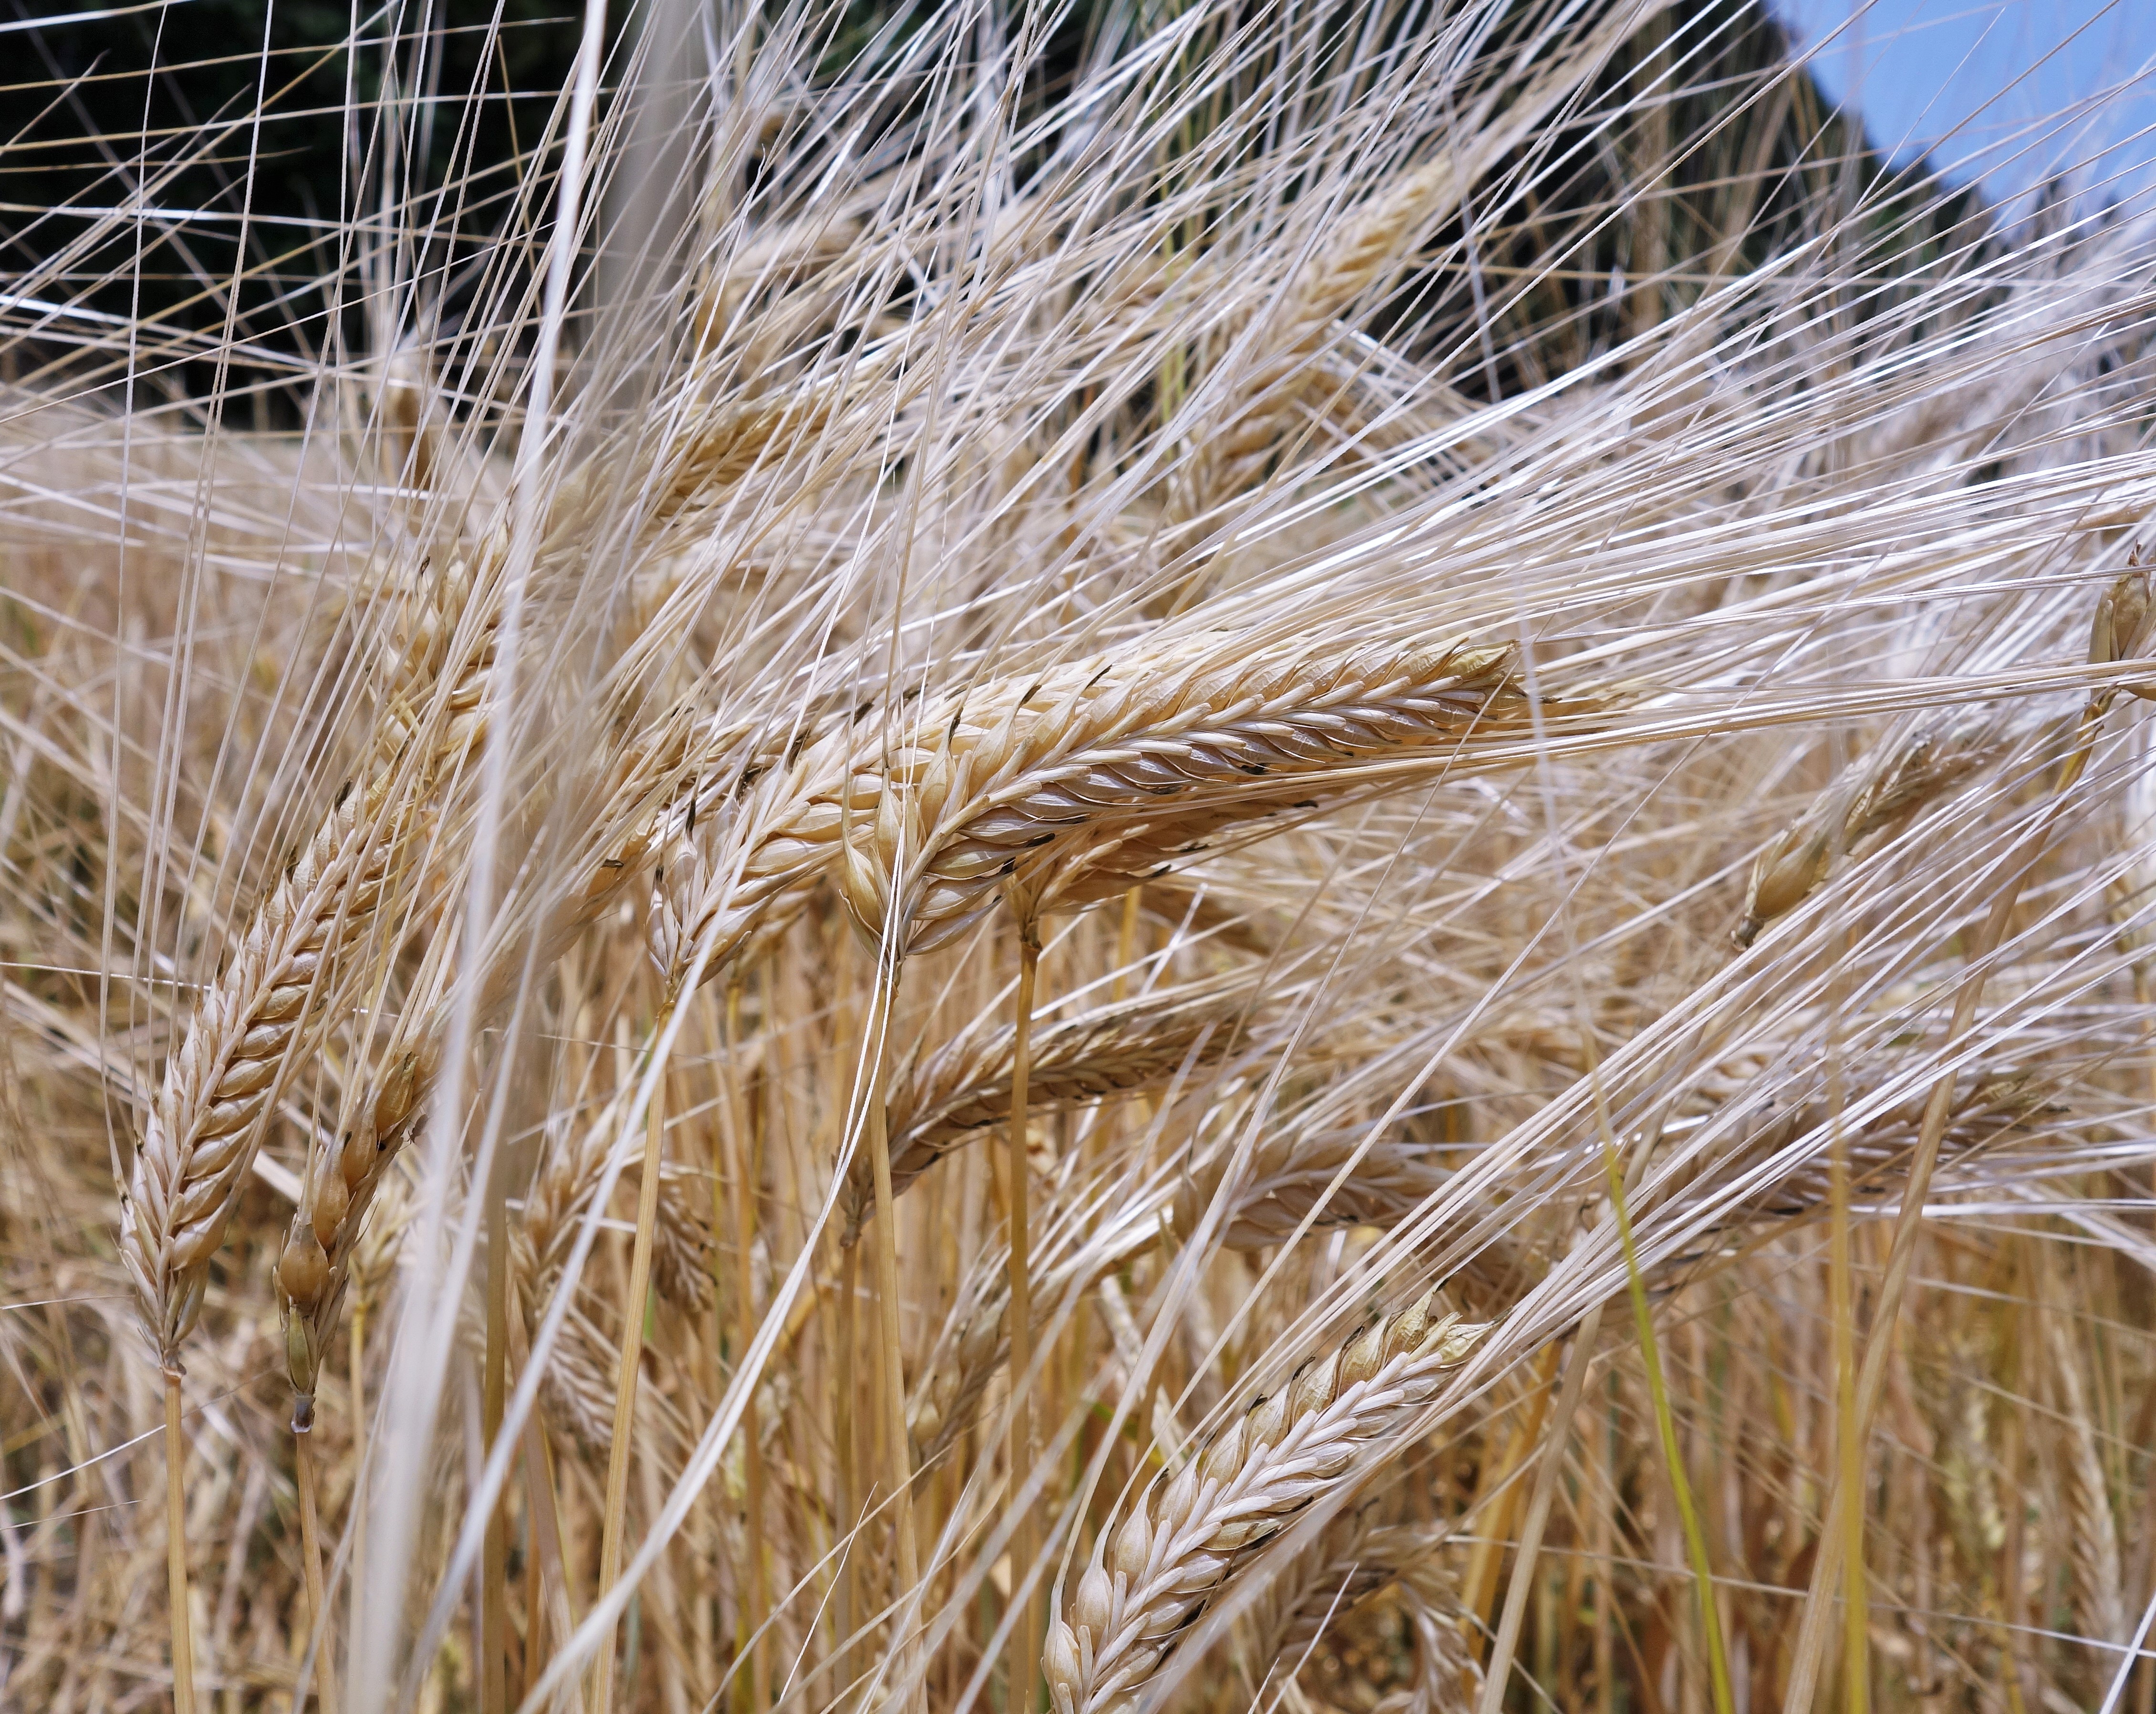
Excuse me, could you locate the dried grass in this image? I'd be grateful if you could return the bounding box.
[7,3,2156,1713]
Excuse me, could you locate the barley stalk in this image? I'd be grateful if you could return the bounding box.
[593,1082,668,1714]
[163,1371,198,1714]
[1005,927,1043,1713]
[1044,1295,1485,1714]
[294,1425,340,1714]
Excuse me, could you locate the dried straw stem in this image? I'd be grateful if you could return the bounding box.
[593,1082,668,1714]
[164,1369,198,1714]
[1044,1295,1485,1714]
[834,1241,860,1700]
[714,983,770,1713]
[1006,930,1041,1713]
[853,960,924,1680]
[481,1139,511,1714]
[295,1427,341,1714]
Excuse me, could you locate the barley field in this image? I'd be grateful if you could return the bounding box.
[4,2,2156,1711]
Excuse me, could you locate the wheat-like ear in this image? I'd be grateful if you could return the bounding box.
[133,523,520,1367]
[2053,1308,2126,1656]
[516,1103,712,1310]
[1741,561,2153,950]
[906,1184,1169,1458]
[478,1113,710,1462]
[839,635,1556,954]
[1678,1063,2055,1240]
[122,768,415,1369]
[264,327,890,1383]
[1734,711,2014,945]
[268,867,617,1409]
[1044,1295,1485,1714]
[1166,1103,1542,1322]
[839,974,1256,1241]
[646,722,865,993]
[1376,1559,1487,1714]
[121,536,508,1706]
[1176,1110,1459,1253]
[149,522,533,1381]
[1177,8,1635,520]
[1245,1516,1481,1714]
[656,636,1569,990]
[271,700,766,1406]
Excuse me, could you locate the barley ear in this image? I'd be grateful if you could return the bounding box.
[1045,1296,1485,1714]
[2092,559,2156,705]
[121,770,408,1370]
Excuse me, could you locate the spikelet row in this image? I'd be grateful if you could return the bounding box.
[1045,1294,1484,1714]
